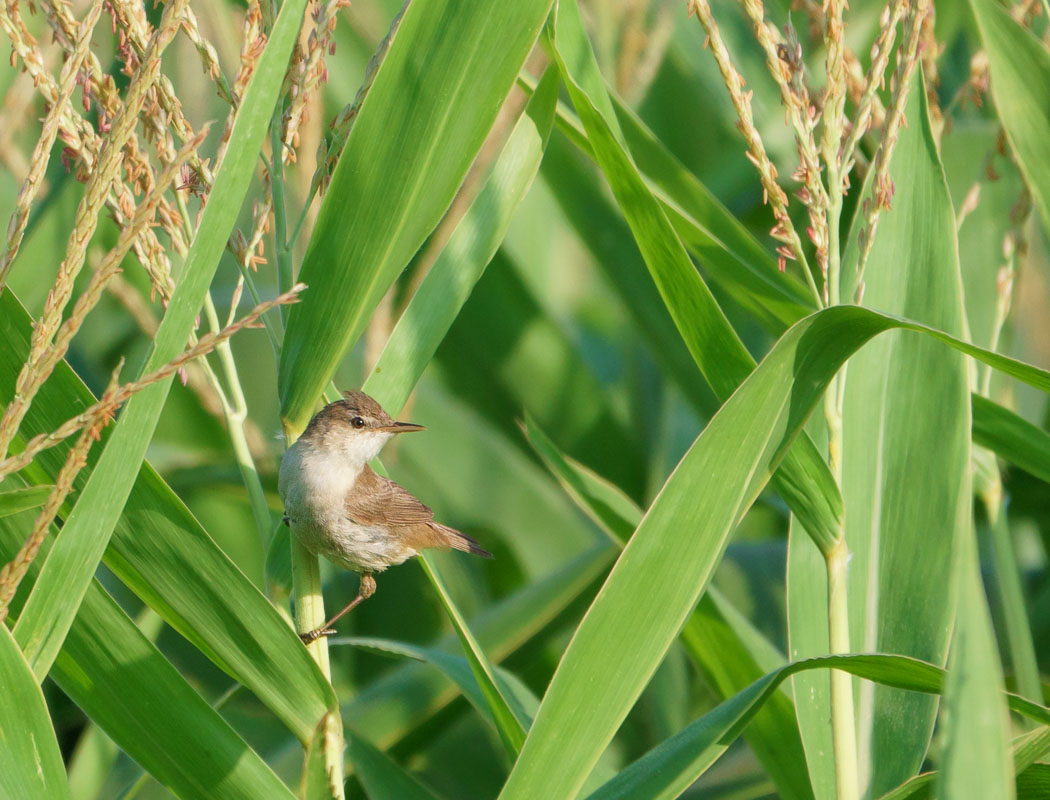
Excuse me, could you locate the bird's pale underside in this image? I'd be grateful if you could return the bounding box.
[279,390,491,641]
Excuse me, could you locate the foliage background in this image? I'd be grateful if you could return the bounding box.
[2,0,1050,799]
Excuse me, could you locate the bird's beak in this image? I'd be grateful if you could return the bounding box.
[378,421,425,433]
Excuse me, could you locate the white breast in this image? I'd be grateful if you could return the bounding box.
[278,438,416,572]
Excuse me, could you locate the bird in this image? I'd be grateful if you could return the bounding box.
[279,389,491,642]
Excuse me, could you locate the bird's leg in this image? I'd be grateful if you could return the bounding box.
[299,572,377,643]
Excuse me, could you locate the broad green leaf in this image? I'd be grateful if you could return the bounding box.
[936,530,1014,799]
[11,0,312,680]
[338,636,536,735]
[878,727,1050,800]
[278,0,555,434]
[798,73,973,796]
[344,542,615,750]
[973,394,1050,485]
[498,300,1050,800]
[970,0,1050,238]
[547,0,842,554]
[521,73,814,332]
[0,290,334,742]
[363,66,559,417]
[0,514,295,800]
[522,413,814,799]
[418,552,527,756]
[0,625,69,800]
[0,485,51,518]
[346,731,442,800]
[585,653,1050,800]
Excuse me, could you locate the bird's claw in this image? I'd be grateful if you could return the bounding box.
[299,627,335,644]
[282,514,290,527]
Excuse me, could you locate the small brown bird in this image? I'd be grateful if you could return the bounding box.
[279,390,491,642]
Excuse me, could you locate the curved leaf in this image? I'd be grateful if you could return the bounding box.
[971,0,1050,238]
[0,290,334,743]
[0,625,69,800]
[498,303,1050,800]
[546,0,842,554]
[10,0,313,681]
[586,653,1050,800]
[279,0,555,434]
[0,515,294,800]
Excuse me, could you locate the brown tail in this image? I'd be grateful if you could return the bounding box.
[428,522,493,559]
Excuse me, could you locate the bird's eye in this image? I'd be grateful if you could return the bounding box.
[351,416,366,429]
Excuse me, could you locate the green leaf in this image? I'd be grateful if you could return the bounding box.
[0,289,334,743]
[521,71,814,333]
[584,653,1049,800]
[338,636,536,735]
[0,485,51,518]
[796,73,974,795]
[278,0,555,434]
[417,552,527,756]
[346,731,443,800]
[344,542,615,750]
[972,394,1050,485]
[878,726,1050,800]
[11,0,313,680]
[936,530,1014,799]
[546,0,843,554]
[970,0,1050,238]
[0,515,295,800]
[522,414,814,800]
[0,625,69,800]
[497,299,1050,800]
[363,66,559,417]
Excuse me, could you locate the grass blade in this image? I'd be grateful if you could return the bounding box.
[0,514,295,800]
[972,394,1050,485]
[363,66,559,416]
[523,414,814,800]
[585,653,1048,800]
[0,290,334,743]
[11,0,312,679]
[547,0,843,554]
[936,530,1014,799]
[418,552,527,757]
[278,0,555,434]
[345,543,614,750]
[970,0,1050,238]
[0,485,51,519]
[498,301,1050,800]
[800,73,972,794]
[0,624,69,800]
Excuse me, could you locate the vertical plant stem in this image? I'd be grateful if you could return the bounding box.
[201,293,272,556]
[827,537,860,800]
[284,423,344,797]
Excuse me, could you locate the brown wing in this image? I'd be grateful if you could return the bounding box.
[345,465,434,527]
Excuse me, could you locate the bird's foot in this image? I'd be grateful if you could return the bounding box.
[282,514,290,527]
[299,627,336,644]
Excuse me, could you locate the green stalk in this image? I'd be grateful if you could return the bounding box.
[268,92,344,797]
[285,423,344,797]
[201,293,272,557]
[827,537,859,800]
[174,190,273,562]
